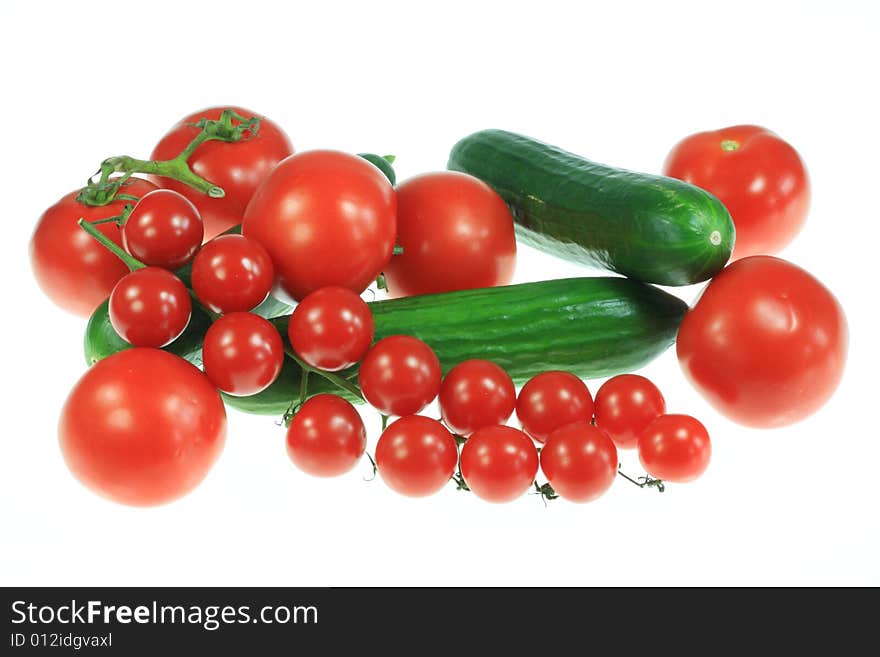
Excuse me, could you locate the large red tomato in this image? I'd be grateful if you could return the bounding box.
[677,256,847,428]
[150,106,293,240]
[243,150,397,302]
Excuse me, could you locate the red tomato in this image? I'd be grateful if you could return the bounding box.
[438,359,516,436]
[242,150,396,302]
[190,234,274,314]
[358,336,441,416]
[594,374,666,450]
[663,125,810,260]
[30,178,158,317]
[59,348,226,506]
[638,415,711,483]
[121,189,203,269]
[375,416,458,497]
[383,171,516,297]
[515,371,594,443]
[677,256,847,428]
[540,423,618,503]
[202,312,284,396]
[288,286,374,372]
[150,107,293,240]
[460,425,539,503]
[286,394,366,477]
[109,267,191,347]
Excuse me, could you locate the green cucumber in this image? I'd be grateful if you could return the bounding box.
[448,129,735,286]
[358,153,397,185]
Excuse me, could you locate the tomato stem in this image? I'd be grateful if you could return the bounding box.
[284,348,365,401]
[720,139,740,152]
[76,218,145,272]
[617,464,665,493]
[362,451,378,481]
[532,481,559,505]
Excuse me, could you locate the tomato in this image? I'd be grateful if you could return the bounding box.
[288,286,374,372]
[677,256,847,428]
[638,415,711,483]
[242,150,396,302]
[375,416,458,497]
[202,312,284,396]
[515,371,594,443]
[150,106,293,240]
[663,125,810,260]
[286,394,366,477]
[540,422,618,503]
[59,348,226,506]
[438,359,516,436]
[108,267,191,347]
[121,189,203,269]
[383,171,516,297]
[460,425,538,503]
[593,374,666,450]
[30,177,159,317]
[358,336,441,416]
[190,234,274,314]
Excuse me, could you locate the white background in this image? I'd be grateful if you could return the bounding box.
[1,1,877,586]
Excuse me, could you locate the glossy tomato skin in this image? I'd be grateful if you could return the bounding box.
[58,348,226,506]
[150,107,293,240]
[515,371,594,443]
[540,422,618,503]
[122,189,203,269]
[242,150,397,302]
[30,178,159,317]
[638,415,711,482]
[383,171,516,297]
[677,256,847,428]
[108,267,191,347]
[190,234,274,314]
[286,394,367,477]
[438,359,516,436]
[594,374,666,450]
[358,336,441,416]
[288,286,374,371]
[202,312,284,396]
[376,416,458,497]
[460,425,539,503]
[663,125,809,260]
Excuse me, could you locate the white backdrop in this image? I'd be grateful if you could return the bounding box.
[2,1,876,586]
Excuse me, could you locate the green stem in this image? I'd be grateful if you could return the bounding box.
[76,219,144,271]
[617,464,665,493]
[284,348,364,401]
[101,155,224,198]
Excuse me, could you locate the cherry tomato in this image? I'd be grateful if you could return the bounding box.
[515,371,594,443]
[59,348,226,506]
[677,256,847,428]
[190,234,274,314]
[593,374,666,450]
[383,171,516,297]
[540,422,618,503]
[109,267,191,347]
[438,359,516,436]
[375,416,458,497]
[663,125,810,260]
[242,150,396,301]
[358,336,441,416]
[202,312,284,396]
[30,178,159,317]
[150,107,293,240]
[638,414,711,482]
[286,394,366,478]
[288,286,374,372]
[460,425,538,503]
[121,189,203,269]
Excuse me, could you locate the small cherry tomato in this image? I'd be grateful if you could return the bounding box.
[376,416,458,497]
[594,374,666,450]
[638,414,711,483]
[460,425,539,503]
[108,267,191,347]
[515,371,594,443]
[286,394,367,477]
[121,189,203,269]
[438,359,516,436]
[288,286,374,371]
[191,234,274,314]
[540,422,618,503]
[358,336,441,416]
[202,312,284,396]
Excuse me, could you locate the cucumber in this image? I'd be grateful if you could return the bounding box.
[85,277,687,416]
[358,153,397,185]
[448,129,735,286]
